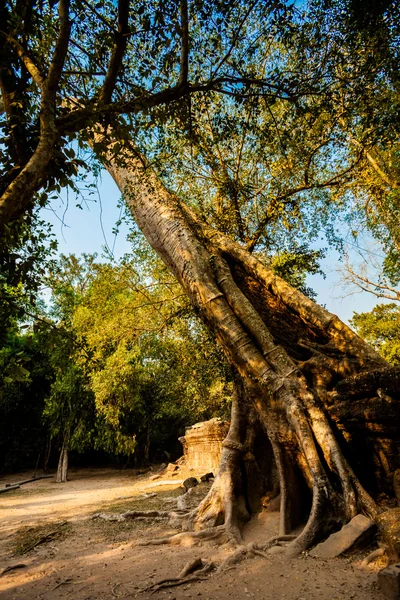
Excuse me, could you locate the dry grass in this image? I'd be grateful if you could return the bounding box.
[85,487,184,543]
[11,520,72,556]
[100,486,183,513]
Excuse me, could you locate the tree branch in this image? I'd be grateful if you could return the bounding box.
[341,262,400,303]
[211,1,259,80]
[98,0,130,105]
[0,0,71,228]
[55,75,297,136]
[78,0,117,34]
[247,151,364,251]
[178,0,189,87]
[3,34,45,88]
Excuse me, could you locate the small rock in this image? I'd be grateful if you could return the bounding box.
[166,463,178,472]
[309,514,376,559]
[378,563,400,599]
[200,472,214,483]
[183,477,198,491]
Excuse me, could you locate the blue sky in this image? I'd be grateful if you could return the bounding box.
[42,170,382,326]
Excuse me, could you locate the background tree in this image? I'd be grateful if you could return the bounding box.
[72,243,232,464]
[351,303,400,366]
[0,327,51,473]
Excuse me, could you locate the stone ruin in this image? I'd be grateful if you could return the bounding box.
[179,418,229,472]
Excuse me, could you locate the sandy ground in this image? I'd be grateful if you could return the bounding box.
[0,468,386,600]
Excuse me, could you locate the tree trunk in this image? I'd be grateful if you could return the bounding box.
[96,132,400,552]
[43,434,52,473]
[56,439,69,483]
[143,421,151,466]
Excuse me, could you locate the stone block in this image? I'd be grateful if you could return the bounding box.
[310,514,376,559]
[179,418,229,472]
[378,563,400,599]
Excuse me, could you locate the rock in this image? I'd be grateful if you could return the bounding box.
[183,477,198,491]
[309,514,376,559]
[166,463,178,472]
[200,472,214,483]
[149,474,162,481]
[378,563,400,599]
[179,418,229,472]
[377,508,400,560]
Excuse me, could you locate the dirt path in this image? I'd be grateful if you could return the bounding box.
[0,468,385,600]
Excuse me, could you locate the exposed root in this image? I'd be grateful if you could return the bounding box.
[178,557,203,577]
[256,534,297,551]
[214,544,255,575]
[136,525,226,547]
[213,535,296,575]
[141,558,215,593]
[285,483,332,556]
[140,534,300,594]
[213,537,293,575]
[91,510,184,523]
[361,547,385,567]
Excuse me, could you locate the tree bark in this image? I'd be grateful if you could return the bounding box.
[56,438,69,483]
[43,435,52,473]
[95,132,400,552]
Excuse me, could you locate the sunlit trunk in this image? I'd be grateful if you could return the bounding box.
[94,132,399,551]
[56,434,69,483]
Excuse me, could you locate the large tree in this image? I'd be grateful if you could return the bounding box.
[94,132,399,554]
[1,0,399,558]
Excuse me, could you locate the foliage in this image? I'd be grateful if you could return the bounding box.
[72,249,232,461]
[351,303,400,365]
[0,328,51,472]
[42,328,96,455]
[1,0,399,296]
[268,246,325,301]
[0,211,58,345]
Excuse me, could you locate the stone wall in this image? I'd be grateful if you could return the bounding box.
[179,418,229,473]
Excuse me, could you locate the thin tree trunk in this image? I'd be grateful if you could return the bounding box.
[56,434,69,483]
[144,422,151,466]
[43,435,52,473]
